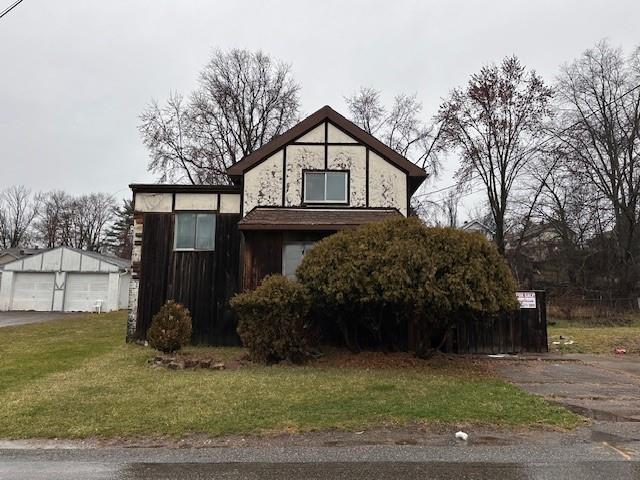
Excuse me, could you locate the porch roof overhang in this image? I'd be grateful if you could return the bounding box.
[237,207,402,231]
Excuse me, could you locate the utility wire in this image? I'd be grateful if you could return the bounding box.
[0,0,23,20]
[414,82,640,203]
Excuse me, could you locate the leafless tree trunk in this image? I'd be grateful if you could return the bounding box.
[0,186,39,248]
[140,49,300,184]
[34,190,70,248]
[436,56,553,254]
[556,40,640,295]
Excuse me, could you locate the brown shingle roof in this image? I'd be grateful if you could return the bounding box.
[238,208,402,231]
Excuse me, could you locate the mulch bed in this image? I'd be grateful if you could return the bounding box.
[310,348,495,376]
[149,347,494,377]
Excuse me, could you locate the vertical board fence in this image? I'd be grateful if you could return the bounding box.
[450,290,548,354]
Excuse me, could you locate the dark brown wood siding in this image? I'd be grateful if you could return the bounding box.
[241,231,283,291]
[135,212,242,345]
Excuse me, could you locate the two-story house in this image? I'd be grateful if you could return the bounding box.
[127,106,428,344]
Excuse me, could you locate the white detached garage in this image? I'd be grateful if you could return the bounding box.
[0,247,131,312]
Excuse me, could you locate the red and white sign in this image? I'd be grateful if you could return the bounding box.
[516,291,537,309]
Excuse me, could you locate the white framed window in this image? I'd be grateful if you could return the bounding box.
[174,213,216,251]
[303,171,348,203]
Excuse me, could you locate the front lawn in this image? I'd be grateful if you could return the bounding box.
[548,318,640,354]
[0,312,579,439]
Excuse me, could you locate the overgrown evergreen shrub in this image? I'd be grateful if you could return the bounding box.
[147,301,193,353]
[296,217,518,356]
[231,275,313,364]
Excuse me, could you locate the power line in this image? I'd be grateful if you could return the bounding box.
[413,177,477,199]
[0,0,23,20]
[414,82,640,203]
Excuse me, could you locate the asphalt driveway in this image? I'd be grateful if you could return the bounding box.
[498,354,640,458]
[498,355,640,422]
[0,312,81,328]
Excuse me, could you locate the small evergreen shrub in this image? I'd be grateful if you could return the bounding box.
[147,300,192,353]
[231,275,313,364]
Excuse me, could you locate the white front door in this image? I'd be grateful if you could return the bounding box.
[11,273,55,311]
[282,241,316,279]
[64,273,109,312]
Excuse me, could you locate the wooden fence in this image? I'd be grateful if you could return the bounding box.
[448,290,548,354]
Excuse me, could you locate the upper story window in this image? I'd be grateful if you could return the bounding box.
[304,171,348,203]
[174,213,216,251]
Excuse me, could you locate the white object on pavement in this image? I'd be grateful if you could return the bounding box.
[455,431,469,441]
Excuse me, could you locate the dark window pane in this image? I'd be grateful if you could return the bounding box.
[326,172,347,202]
[305,172,325,201]
[175,213,196,249]
[196,214,216,250]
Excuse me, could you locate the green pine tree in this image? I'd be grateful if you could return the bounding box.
[105,199,133,259]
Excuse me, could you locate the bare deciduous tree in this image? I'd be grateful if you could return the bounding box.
[413,189,462,227]
[76,193,116,251]
[436,56,553,254]
[34,191,116,252]
[345,87,442,176]
[555,40,640,295]
[34,190,69,248]
[140,49,301,184]
[0,186,39,248]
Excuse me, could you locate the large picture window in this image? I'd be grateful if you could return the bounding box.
[174,213,216,251]
[304,171,348,203]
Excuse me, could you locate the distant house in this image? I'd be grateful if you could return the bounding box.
[127,105,428,344]
[512,222,573,262]
[461,219,494,240]
[0,247,43,269]
[0,246,131,312]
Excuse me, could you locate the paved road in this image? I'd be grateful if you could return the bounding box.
[1,445,639,480]
[0,311,81,328]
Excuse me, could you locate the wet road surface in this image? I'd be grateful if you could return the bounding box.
[0,311,82,328]
[2,444,639,480]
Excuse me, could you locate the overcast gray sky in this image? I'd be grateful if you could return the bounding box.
[1,0,639,209]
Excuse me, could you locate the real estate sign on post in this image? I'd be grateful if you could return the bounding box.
[516,291,537,309]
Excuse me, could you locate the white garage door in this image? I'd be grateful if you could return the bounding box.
[11,273,55,311]
[64,273,109,312]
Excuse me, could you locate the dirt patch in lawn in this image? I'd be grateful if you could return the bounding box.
[311,348,496,377]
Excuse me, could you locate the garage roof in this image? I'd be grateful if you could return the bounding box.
[2,246,131,272]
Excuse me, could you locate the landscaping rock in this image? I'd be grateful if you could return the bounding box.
[198,359,212,369]
[183,358,198,368]
[211,362,225,370]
